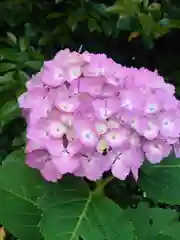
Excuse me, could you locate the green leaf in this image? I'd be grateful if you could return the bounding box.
[88,18,101,32]
[116,16,131,30]
[0,48,19,61]
[6,32,17,45]
[138,156,180,204]
[0,71,15,85]
[138,13,155,36]
[0,149,133,240]
[67,16,78,32]
[102,21,112,36]
[126,203,180,240]
[0,150,43,239]
[0,63,16,73]
[19,37,29,52]
[39,179,134,240]
[25,61,43,70]
[18,70,29,83]
[143,0,149,8]
[0,100,20,130]
[93,3,107,14]
[107,0,140,16]
[148,3,161,11]
[67,10,85,32]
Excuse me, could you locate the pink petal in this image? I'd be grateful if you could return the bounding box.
[45,139,64,156]
[47,121,67,138]
[26,140,42,152]
[18,88,47,109]
[104,129,129,149]
[26,150,48,170]
[74,120,98,147]
[55,96,80,113]
[82,154,107,181]
[92,98,120,120]
[112,157,130,180]
[40,161,62,182]
[143,118,159,140]
[144,94,162,114]
[143,140,171,163]
[52,153,79,174]
[41,64,65,87]
[67,140,82,156]
[120,89,145,111]
[29,97,52,125]
[66,66,82,82]
[174,139,180,157]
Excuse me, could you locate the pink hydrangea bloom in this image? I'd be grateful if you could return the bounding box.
[18,49,180,182]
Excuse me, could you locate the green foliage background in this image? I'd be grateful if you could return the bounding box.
[0,0,180,239]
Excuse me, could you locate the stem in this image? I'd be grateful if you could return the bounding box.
[101,176,114,189]
[93,176,114,195]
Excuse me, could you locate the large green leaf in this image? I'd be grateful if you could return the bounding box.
[39,179,134,240]
[0,150,43,239]
[138,156,180,204]
[126,203,180,240]
[0,149,134,240]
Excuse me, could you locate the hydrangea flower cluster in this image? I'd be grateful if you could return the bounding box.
[18,49,180,182]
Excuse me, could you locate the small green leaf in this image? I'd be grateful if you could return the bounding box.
[0,150,43,240]
[0,100,20,130]
[0,72,15,85]
[0,48,18,61]
[93,3,107,14]
[143,0,149,8]
[18,70,29,83]
[126,203,180,240]
[0,63,16,73]
[102,21,112,36]
[19,37,29,52]
[39,179,134,240]
[67,10,85,32]
[116,16,131,30]
[25,61,43,70]
[67,16,78,32]
[148,3,161,11]
[6,32,17,44]
[107,0,140,16]
[88,18,101,32]
[138,13,155,36]
[139,156,180,204]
